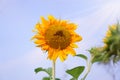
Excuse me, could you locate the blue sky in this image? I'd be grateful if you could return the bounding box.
[0,0,120,80]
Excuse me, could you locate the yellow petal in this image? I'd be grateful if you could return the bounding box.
[40,16,49,28]
[51,49,59,61]
[59,51,67,62]
[70,43,78,48]
[41,16,48,24]
[34,40,46,45]
[66,23,77,30]
[106,30,111,37]
[110,25,116,30]
[47,48,59,61]
[72,34,82,42]
[35,23,42,31]
[34,23,45,35]
[103,38,107,43]
[47,48,54,59]
[48,15,56,25]
[48,15,55,20]
[60,20,67,26]
[32,35,44,40]
[41,45,49,50]
[64,47,76,56]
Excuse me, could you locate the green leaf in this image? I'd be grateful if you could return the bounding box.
[35,67,44,74]
[76,54,87,60]
[45,68,52,76]
[34,67,52,76]
[42,77,60,80]
[35,67,60,80]
[55,78,61,80]
[42,77,50,80]
[66,66,85,79]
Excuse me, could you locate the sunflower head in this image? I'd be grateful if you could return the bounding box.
[89,23,120,64]
[32,15,82,62]
[102,23,120,63]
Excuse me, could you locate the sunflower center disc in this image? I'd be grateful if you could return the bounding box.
[54,30,64,37]
[45,26,71,49]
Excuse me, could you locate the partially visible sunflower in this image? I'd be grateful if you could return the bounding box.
[32,15,82,61]
[102,23,120,63]
[89,23,120,63]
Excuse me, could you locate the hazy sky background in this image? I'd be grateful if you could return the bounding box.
[0,0,120,80]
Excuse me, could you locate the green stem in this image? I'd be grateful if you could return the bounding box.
[52,61,56,80]
[81,56,93,80]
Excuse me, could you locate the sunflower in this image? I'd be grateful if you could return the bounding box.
[32,15,82,61]
[102,23,120,63]
[89,23,120,63]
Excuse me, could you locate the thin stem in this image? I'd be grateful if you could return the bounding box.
[81,56,93,80]
[52,61,56,80]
